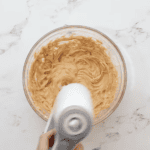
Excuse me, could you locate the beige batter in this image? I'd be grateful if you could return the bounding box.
[28,35,118,117]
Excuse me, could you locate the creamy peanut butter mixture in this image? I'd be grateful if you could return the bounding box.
[28,36,118,117]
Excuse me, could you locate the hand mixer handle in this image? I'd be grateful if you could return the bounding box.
[52,135,77,150]
[46,83,94,150]
[52,107,92,150]
[46,107,92,150]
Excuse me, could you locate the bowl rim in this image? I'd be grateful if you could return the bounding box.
[22,25,127,125]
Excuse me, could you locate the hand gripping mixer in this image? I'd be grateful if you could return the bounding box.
[44,83,94,150]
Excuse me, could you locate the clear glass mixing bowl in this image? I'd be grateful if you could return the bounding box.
[23,25,127,125]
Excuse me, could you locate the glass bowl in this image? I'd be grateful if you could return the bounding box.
[22,25,127,125]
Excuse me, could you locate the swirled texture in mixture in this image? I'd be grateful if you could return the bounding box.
[28,36,118,117]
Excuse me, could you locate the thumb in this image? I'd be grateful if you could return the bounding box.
[39,129,56,150]
[44,129,57,139]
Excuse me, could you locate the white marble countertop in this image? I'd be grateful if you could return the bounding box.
[1,0,150,149]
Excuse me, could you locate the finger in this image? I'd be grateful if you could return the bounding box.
[74,143,84,150]
[40,129,56,140]
[38,129,56,149]
[39,135,49,150]
[45,129,57,139]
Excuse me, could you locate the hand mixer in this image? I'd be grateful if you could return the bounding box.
[44,83,94,150]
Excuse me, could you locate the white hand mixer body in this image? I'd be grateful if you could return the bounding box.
[44,83,94,150]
